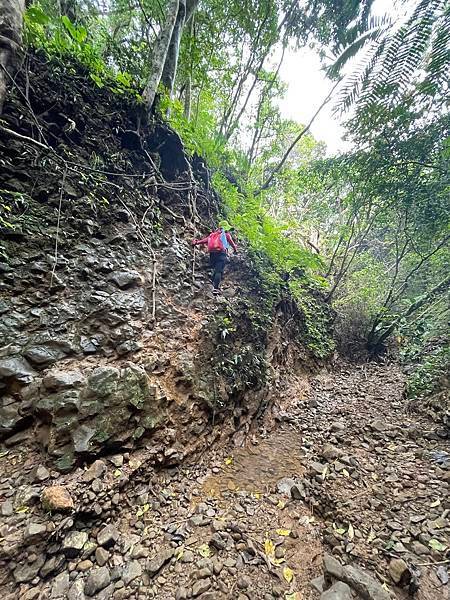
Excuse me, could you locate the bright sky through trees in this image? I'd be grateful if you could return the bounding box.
[279,0,414,154]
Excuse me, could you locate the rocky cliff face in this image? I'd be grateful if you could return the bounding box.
[0,53,323,474]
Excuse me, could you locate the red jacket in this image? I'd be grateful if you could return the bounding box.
[193,230,237,253]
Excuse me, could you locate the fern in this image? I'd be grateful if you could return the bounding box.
[330,0,449,112]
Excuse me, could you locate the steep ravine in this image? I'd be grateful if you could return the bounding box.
[1,54,448,600]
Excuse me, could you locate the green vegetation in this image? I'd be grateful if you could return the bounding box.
[3,0,449,404]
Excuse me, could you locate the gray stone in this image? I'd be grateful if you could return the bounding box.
[84,566,111,596]
[62,531,89,557]
[0,396,27,437]
[25,344,68,367]
[323,554,344,580]
[146,548,174,576]
[97,524,119,547]
[43,370,84,391]
[310,461,327,476]
[192,578,211,596]
[0,357,36,384]
[1,499,13,516]
[121,560,142,585]
[24,522,47,543]
[342,564,390,600]
[109,270,142,289]
[68,579,86,600]
[51,571,71,598]
[322,443,344,460]
[13,555,45,582]
[35,363,162,470]
[276,477,296,496]
[95,546,110,566]
[370,419,386,433]
[330,421,346,432]
[83,460,107,483]
[320,581,353,600]
[40,555,65,577]
[34,465,50,481]
[310,575,325,593]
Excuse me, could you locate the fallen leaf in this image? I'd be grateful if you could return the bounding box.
[367,527,376,543]
[15,506,29,513]
[285,593,301,600]
[276,529,291,536]
[252,492,261,499]
[136,503,150,518]
[342,469,350,477]
[175,549,184,561]
[113,469,122,477]
[264,539,275,557]
[277,500,286,509]
[224,456,233,465]
[430,499,441,508]
[347,523,355,541]
[428,539,447,552]
[283,566,294,583]
[198,543,212,558]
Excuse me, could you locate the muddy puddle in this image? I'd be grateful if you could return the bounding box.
[203,429,305,497]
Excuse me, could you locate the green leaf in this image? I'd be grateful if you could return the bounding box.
[429,539,447,552]
[26,6,50,25]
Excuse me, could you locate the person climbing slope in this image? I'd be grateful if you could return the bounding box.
[192,220,237,295]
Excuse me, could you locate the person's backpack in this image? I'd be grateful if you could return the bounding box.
[208,230,225,252]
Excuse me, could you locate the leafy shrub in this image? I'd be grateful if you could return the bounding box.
[24,5,140,98]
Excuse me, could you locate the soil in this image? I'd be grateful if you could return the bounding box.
[1,361,449,599]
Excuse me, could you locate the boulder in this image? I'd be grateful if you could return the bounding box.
[0,357,36,384]
[41,485,75,512]
[342,564,390,600]
[33,363,164,470]
[320,581,353,600]
[84,566,111,596]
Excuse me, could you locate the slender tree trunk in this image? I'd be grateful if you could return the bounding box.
[161,0,186,97]
[367,274,450,352]
[0,0,25,114]
[143,0,180,114]
[183,10,195,120]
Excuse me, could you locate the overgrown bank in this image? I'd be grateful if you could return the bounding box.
[0,51,333,475]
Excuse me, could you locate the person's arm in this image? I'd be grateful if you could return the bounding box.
[226,232,237,252]
[192,235,209,246]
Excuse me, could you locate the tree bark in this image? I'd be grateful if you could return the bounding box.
[161,0,186,97]
[0,0,25,114]
[143,0,180,114]
[161,0,198,102]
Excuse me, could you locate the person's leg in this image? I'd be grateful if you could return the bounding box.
[212,253,226,290]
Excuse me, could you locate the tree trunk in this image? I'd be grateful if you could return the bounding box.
[183,8,195,120]
[161,0,186,97]
[143,0,180,114]
[0,0,25,114]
